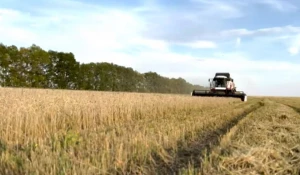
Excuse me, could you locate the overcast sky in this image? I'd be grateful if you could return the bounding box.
[1,0,300,96]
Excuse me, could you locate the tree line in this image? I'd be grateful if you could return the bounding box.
[0,43,207,94]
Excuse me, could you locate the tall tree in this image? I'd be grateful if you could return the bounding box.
[19,45,50,88]
[4,45,23,87]
[0,43,207,94]
[0,43,8,86]
[48,51,80,89]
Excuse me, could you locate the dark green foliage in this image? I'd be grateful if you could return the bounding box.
[48,50,80,89]
[0,43,206,94]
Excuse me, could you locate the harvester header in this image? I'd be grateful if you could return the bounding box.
[191,72,247,102]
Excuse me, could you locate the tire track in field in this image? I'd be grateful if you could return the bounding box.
[283,104,300,114]
[266,97,300,114]
[202,99,300,175]
[153,99,265,174]
[270,99,300,114]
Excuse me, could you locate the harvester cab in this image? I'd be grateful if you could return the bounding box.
[191,72,247,102]
[209,73,236,93]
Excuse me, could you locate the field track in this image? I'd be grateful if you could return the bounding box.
[0,88,299,175]
[194,98,300,175]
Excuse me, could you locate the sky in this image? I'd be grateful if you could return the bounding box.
[1,0,300,96]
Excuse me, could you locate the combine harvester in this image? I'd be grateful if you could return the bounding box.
[191,72,247,102]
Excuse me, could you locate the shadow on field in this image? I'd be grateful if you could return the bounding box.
[152,101,265,175]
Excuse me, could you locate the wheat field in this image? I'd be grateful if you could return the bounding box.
[0,88,299,175]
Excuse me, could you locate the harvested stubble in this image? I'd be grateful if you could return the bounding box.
[195,99,300,175]
[0,87,251,174]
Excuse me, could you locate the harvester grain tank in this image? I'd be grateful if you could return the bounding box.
[191,72,247,102]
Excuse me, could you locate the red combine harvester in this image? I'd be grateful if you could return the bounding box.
[191,72,247,102]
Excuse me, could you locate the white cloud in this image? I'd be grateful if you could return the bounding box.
[0,9,37,45]
[179,40,217,49]
[257,0,298,12]
[221,26,300,55]
[287,34,300,55]
[138,0,247,43]
[131,38,169,51]
[0,8,20,18]
[288,47,299,55]
[1,1,300,97]
[220,25,300,38]
[235,37,241,47]
[190,0,244,18]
